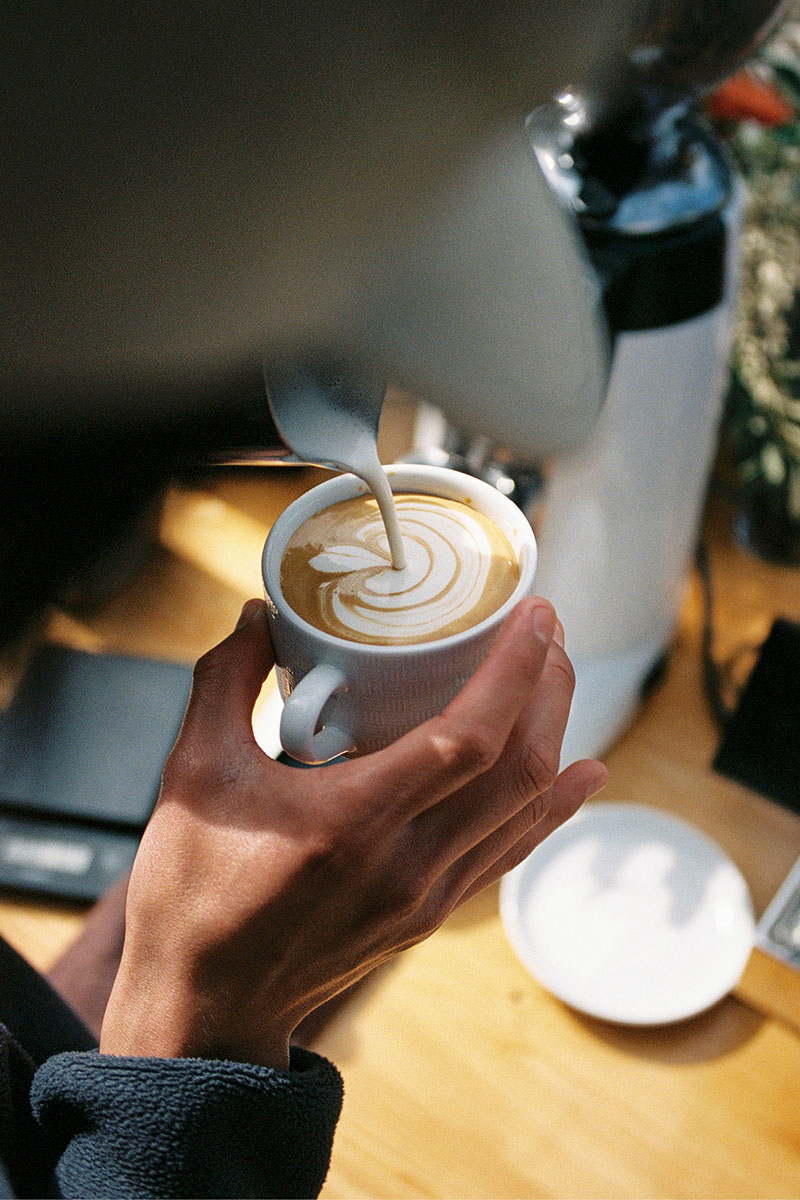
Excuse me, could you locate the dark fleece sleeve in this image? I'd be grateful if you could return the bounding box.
[30,1046,343,1199]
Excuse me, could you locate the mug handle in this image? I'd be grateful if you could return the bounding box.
[279,664,356,764]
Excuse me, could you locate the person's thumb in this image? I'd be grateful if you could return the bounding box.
[179,599,276,745]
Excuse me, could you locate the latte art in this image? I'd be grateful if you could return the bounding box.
[281,493,520,645]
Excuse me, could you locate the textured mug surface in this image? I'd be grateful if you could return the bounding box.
[262,464,537,762]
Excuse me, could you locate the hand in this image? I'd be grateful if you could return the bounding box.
[100,597,607,1070]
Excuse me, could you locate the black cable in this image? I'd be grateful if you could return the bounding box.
[694,538,736,730]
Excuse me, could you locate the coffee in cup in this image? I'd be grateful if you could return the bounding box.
[280,492,520,647]
[262,465,537,763]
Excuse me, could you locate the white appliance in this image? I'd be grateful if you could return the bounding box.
[527,97,743,762]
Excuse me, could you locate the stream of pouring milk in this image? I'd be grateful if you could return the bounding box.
[357,460,407,571]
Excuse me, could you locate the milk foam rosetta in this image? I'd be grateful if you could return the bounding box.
[280,493,520,645]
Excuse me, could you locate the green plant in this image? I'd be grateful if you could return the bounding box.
[711,7,800,559]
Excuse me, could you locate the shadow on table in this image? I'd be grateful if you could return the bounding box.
[574,995,764,1064]
[443,883,502,929]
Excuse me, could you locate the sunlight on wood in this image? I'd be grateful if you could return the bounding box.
[160,489,268,597]
[0,900,85,972]
[45,611,108,654]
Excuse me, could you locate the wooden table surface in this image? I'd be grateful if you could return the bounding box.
[1,460,799,1200]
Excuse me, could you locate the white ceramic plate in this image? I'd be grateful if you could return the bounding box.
[499,802,755,1025]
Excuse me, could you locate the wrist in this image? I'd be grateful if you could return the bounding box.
[99,961,292,1071]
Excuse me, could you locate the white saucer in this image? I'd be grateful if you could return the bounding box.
[499,802,755,1025]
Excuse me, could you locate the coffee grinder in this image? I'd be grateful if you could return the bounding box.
[526,90,741,763]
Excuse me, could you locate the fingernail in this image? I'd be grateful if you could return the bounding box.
[532,603,556,644]
[584,768,609,800]
[236,599,263,629]
[554,619,565,648]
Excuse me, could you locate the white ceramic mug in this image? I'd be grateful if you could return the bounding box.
[262,464,537,763]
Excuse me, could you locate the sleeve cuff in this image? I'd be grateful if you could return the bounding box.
[31,1045,343,1198]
